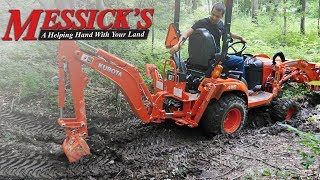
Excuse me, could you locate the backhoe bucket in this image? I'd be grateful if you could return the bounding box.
[62,135,90,163]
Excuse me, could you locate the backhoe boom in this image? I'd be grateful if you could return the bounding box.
[58,41,155,162]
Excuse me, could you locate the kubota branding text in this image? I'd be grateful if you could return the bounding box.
[98,63,122,77]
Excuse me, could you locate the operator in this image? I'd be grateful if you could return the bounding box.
[170,2,247,77]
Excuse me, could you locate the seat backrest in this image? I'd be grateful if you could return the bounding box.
[187,28,217,71]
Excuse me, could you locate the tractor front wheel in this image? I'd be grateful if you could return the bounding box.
[199,94,247,138]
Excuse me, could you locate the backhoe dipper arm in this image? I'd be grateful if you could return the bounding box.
[58,41,154,162]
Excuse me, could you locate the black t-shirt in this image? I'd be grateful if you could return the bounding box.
[191,18,224,52]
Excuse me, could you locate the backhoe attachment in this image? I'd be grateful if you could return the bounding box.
[58,41,91,162]
[57,41,157,162]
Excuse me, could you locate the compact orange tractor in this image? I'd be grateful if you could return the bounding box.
[57,0,320,162]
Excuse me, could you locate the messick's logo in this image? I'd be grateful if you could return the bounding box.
[2,9,154,41]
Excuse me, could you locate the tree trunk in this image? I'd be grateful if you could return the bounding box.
[283,0,287,36]
[283,0,287,44]
[174,0,181,31]
[318,0,320,36]
[96,0,108,27]
[207,0,211,14]
[151,0,155,53]
[266,0,271,12]
[185,0,192,12]
[69,1,75,9]
[251,0,259,23]
[96,0,105,10]
[54,0,72,9]
[235,0,239,14]
[300,0,306,35]
[192,0,198,11]
[38,0,55,9]
[39,0,75,26]
[266,0,276,19]
[211,0,216,9]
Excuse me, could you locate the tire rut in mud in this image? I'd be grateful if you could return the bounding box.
[0,110,68,179]
[0,93,319,179]
[0,148,66,179]
[0,111,63,143]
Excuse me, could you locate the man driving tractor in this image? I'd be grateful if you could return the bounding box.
[170,2,247,76]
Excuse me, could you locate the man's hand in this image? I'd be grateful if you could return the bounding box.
[240,37,247,43]
[169,28,193,54]
[170,44,180,54]
[231,33,247,43]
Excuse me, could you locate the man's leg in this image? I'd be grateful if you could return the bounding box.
[222,55,245,78]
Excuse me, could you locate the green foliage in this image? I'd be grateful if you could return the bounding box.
[280,123,320,169]
[232,15,320,62]
[261,170,272,176]
[282,83,311,98]
[309,81,320,86]
[0,42,57,102]
[307,116,317,122]
[19,72,52,101]
[298,151,315,169]
[237,0,252,15]
[258,0,319,18]
[305,0,320,18]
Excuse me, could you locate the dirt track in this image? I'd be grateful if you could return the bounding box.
[0,94,320,179]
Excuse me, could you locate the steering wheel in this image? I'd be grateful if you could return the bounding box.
[227,41,247,56]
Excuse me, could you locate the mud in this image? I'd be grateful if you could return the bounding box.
[0,93,320,179]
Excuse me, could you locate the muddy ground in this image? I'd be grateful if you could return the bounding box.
[0,94,320,179]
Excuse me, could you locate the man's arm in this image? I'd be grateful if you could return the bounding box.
[169,28,194,54]
[231,33,247,43]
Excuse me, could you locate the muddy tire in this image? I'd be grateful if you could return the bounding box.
[199,94,247,138]
[270,99,298,122]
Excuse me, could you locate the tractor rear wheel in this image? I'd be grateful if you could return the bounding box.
[270,99,298,122]
[199,94,247,138]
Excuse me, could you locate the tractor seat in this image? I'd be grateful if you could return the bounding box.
[186,28,218,77]
[185,28,218,92]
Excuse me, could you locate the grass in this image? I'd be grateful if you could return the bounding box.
[0,42,57,101]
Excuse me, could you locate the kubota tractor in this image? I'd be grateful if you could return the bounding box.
[57,0,320,162]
